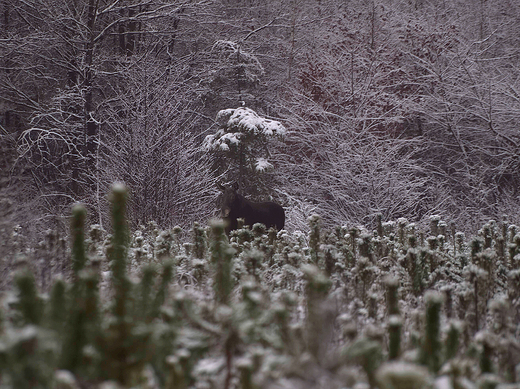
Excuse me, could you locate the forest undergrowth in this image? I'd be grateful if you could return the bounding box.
[1,184,520,389]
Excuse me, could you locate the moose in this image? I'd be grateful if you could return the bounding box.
[218,182,285,235]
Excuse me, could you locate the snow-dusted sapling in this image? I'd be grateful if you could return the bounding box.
[218,182,285,235]
[204,106,286,195]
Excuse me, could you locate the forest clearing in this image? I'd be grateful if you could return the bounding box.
[2,0,520,387]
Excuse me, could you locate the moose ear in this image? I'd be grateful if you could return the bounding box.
[217,182,226,191]
[232,182,239,191]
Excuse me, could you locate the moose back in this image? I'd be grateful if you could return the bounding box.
[218,183,285,234]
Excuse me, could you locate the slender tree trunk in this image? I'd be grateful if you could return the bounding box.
[84,0,99,192]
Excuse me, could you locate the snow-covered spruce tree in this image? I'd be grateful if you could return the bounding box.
[203,106,286,196]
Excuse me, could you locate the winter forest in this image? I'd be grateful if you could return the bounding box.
[1,0,520,388]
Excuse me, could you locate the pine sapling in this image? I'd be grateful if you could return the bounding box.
[60,270,95,375]
[243,248,264,279]
[508,225,517,243]
[376,362,431,389]
[405,248,423,296]
[481,223,494,250]
[430,215,440,237]
[384,275,399,316]
[359,233,373,262]
[151,260,174,319]
[427,236,438,251]
[451,222,457,251]
[236,356,254,389]
[171,225,183,256]
[210,219,235,306]
[471,237,484,263]
[388,315,402,360]
[192,222,207,259]
[302,264,332,360]
[465,264,488,334]
[267,227,277,247]
[445,320,463,361]
[79,270,101,379]
[83,270,100,340]
[308,214,321,265]
[71,204,87,280]
[241,277,263,320]
[376,213,384,237]
[439,221,447,239]
[252,222,266,238]
[343,337,382,389]
[368,292,378,320]
[397,218,408,247]
[46,277,67,334]
[456,232,467,267]
[138,264,156,323]
[273,291,297,353]
[103,183,136,385]
[165,354,188,389]
[408,235,417,249]
[156,230,174,262]
[14,270,43,326]
[476,331,495,374]
[442,285,453,319]
[349,226,360,258]
[323,244,336,277]
[87,224,105,258]
[60,204,92,375]
[109,183,131,321]
[420,291,443,373]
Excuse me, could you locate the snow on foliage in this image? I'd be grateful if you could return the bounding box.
[211,40,265,79]
[255,157,273,172]
[204,107,286,151]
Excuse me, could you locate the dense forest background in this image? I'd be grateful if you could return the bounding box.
[2,0,520,238]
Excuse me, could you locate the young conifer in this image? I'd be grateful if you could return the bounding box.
[359,233,373,262]
[430,215,440,236]
[445,320,463,361]
[60,204,91,375]
[384,276,399,316]
[138,264,156,323]
[388,315,402,360]
[376,213,384,237]
[397,218,408,247]
[420,291,443,373]
[109,183,130,320]
[14,270,43,326]
[477,331,495,374]
[165,354,188,389]
[192,222,207,259]
[237,356,254,389]
[150,260,174,319]
[103,183,135,385]
[210,219,235,305]
[46,277,67,333]
[302,264,332,359]
[71,204,87,279]
[308,214,321,264]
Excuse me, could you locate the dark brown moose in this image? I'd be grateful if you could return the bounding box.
[218,182,285,235]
